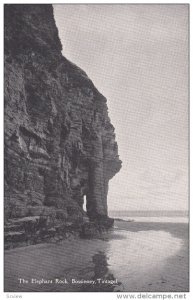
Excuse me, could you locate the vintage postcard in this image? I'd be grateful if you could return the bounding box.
[4,3,189,294]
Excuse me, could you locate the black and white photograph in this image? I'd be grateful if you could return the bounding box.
[4,3,189,293]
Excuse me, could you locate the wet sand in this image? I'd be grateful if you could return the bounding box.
[4,220,189,292]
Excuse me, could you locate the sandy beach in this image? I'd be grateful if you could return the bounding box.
[4,219,189,292]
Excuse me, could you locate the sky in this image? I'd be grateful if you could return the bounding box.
[54,4,188,211]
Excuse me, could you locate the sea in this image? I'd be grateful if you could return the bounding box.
[109,210,189,223]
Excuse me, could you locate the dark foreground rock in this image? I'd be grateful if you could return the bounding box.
[80,217,114,239]
[4,4,121,248]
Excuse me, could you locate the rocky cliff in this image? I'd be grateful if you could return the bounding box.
[4,4,121,247]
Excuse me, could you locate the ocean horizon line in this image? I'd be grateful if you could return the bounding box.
[109,210,189,217]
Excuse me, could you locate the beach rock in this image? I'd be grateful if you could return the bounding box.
[5,231,26,243]
[80,222,99,238]
[4,4,121,246]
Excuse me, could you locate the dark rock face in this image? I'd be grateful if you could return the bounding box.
[4,4,121,246]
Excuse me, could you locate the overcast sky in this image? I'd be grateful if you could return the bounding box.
[54,4,188,211]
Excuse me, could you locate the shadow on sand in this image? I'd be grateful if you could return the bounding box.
[80,251,123,292]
